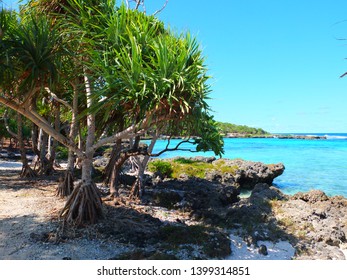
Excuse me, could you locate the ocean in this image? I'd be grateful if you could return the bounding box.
[149,133,347,197]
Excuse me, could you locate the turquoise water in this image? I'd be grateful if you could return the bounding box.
[149,134,347,197]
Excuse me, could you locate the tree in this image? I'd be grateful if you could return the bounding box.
[0,1,223,225]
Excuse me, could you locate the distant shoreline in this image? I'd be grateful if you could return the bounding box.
[223,133,327,139]
[154,133,328,141]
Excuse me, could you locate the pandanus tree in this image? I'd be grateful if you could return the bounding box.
[83,5,224,199]
[0,9,61,177]
[0,1,223,225]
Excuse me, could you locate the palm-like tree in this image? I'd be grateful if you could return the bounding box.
[0,9,63,176]
[1,1,223,225]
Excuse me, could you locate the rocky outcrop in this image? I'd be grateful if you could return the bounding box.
[281,190,347,259]
[160,157,285,191]
[146,177,240,225]
[96,154,345,260]
[231,160,284,189]
[207,158,285,190]
[220,183,347,260]
[247,186,347,259]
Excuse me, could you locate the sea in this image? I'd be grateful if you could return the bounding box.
[148,133,347,197]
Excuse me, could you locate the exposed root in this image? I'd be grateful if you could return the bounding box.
[20,165,37,178]
[56,170,74,198]
[129,178,144,200]
[60,181,103,226]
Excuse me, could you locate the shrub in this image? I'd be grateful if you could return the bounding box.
[148,160,173,178]
[173,157,195,164]
[56,146,68,160]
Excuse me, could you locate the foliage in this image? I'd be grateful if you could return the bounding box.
[56,145,68,159]
[0,1,225,223]
[0,107,31,139]
[193,114,224,157]
[0,12,62,95]
[148,160,173,178]
[171,159,211,179]
[149,158,239,179]
[216,121,269,135]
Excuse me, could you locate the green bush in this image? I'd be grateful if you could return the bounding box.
[56,146,69,160]
[173,157,195,164]
[148,160,173,178]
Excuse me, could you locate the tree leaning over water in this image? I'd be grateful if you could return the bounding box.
[0,0,223,225]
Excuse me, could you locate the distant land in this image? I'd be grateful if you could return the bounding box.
[216,122,326,139]
[216,122,269,136]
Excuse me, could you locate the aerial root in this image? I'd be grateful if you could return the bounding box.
[20,165,37,178]
[56,170,74,198]
[60,181,103,226]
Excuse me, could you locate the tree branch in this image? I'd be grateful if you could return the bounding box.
[3,109,18,139]
[20,88,38,108]
[135,0,141,10]
[153,0,169,15]
[45,87,73,110]
[90,125,145,153]
[149,138,196,157]
[0,95,83,158]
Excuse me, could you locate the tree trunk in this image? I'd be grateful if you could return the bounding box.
[60,156,103,225]
[48,102,60,168]
[17,114,36,178]
[130,133,158,199]
[103,139,123,198]
[37,128,53,175]
[57,85,78,198]
[60,73,103,225]
[56,148,74,197]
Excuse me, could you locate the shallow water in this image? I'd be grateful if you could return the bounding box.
[149,134,347,197]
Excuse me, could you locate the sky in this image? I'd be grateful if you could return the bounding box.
[2,0,347,133]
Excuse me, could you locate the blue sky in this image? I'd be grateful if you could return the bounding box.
[2,0,347,133]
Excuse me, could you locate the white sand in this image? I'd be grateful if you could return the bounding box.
[226,233,295,260]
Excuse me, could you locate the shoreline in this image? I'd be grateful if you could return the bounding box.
[1,156,346,260]
[223,133,327,139]
[1,153,346,199]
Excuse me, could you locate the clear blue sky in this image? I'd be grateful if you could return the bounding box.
[2,0,347,133]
